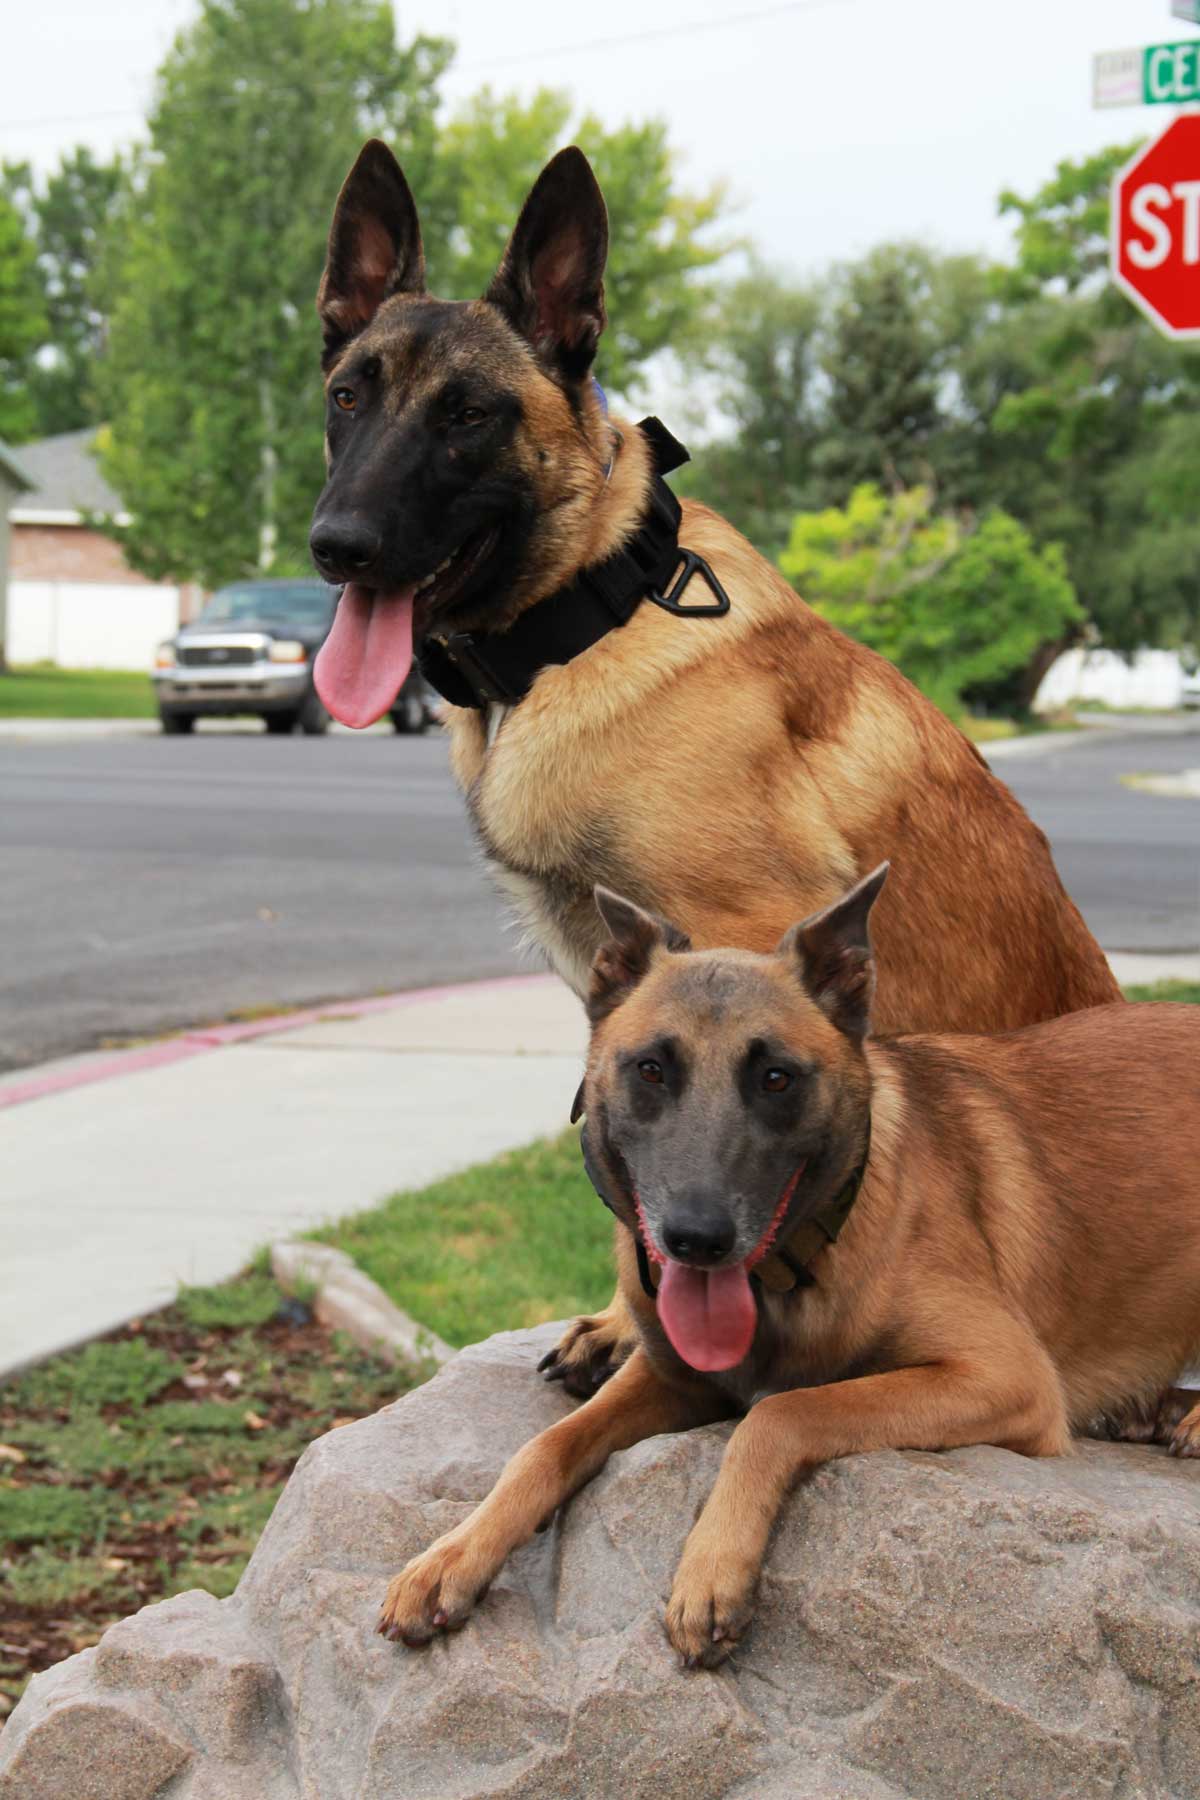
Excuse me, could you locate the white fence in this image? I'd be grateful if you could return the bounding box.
[1035,647,1189,712]
[7,581,180,671]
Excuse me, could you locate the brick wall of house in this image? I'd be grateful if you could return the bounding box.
[10,523,156,585]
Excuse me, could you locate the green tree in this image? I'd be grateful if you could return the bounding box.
[675,264,823,556]
[0,191,48,443]
[96,0,451,587]
[95,2,728,588]
[960,144,1200,655]
[679,246,994,550]
[429,88,727,396]
[3,149,128,437]
[814,243,994,504]
[780,484,1080,716]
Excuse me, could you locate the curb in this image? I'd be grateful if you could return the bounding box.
[0,973,548,1114]
[271,1241,456,1370]
[982,728,1119,761]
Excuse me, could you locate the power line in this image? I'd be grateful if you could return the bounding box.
[0,0,866,134]
[456,0,860,74]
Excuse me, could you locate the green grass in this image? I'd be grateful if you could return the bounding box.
[15,1338,182,1411]
[0,664,156,718]
[174,1274,285,1331]
[312,1129,614,1348]
[960,716,1022,743]
[1124,979,1200,1005]
[0,1272,421,1716]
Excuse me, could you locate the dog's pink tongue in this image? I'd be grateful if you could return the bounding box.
[656,1260,757,1372]
[314,583,416,728]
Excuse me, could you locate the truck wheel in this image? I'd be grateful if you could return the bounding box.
[392,690,428,735]
[160,711,195,735]
[298,689,330,736]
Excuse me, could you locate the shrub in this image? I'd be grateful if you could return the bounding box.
[779,484,1080,716]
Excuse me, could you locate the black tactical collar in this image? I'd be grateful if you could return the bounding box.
[417,417,730,712]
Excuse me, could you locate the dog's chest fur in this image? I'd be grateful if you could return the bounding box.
[458,703,642,997]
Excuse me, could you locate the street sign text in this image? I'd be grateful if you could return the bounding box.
[1094,40,1200,108]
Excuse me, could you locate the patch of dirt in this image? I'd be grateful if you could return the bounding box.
[0,1280,419,1722]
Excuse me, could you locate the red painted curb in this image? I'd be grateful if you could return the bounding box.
[0,973,553,1114]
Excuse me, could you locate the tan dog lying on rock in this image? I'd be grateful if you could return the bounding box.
[380,869,1200,1666]
[380,868,1200,1667]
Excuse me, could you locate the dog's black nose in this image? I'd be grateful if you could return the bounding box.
[662,1209,737,1266]
[310,516,382,580]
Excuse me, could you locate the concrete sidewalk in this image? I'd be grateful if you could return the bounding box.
[0,975,587,1376]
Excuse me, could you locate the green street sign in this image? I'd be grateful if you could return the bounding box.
[1094,40,1200,107]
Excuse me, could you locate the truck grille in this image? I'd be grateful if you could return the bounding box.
[177,645,256,668]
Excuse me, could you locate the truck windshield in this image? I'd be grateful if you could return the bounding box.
[196,584,333,628]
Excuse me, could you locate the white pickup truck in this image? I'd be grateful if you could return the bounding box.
[150,578,434,736]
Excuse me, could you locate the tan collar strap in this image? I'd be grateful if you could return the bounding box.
[636,1140,870,1301]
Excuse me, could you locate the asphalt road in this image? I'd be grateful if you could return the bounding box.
[999,723,1200,954]
[1,721,1197,1072]
[0,732,520,1073]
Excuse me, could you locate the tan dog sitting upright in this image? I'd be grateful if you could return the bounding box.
[309,139,1120,1398]
[379,868,1200,1666]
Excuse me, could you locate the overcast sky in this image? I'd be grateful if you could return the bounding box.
[0,0,1183,274]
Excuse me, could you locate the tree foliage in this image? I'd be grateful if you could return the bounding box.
[89,0,727,587]
[0,191,48,444]
[781,485,1080,716]
[689,140,1200,701]
[94,0,451,586]
[675,265,822,555]
[2,149,128,438]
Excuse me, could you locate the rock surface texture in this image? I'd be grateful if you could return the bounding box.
[3,1324,1199,1799]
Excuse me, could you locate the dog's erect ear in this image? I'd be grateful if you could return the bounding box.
[317,140,425,361]
[779,863,890,1041]
[485,147,608,380]
[588,887,690,1022]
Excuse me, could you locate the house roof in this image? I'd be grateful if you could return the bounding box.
[8,428,124,523]
[0,440,34,495]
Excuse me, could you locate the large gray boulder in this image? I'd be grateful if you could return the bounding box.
[3,1324,1199,1799]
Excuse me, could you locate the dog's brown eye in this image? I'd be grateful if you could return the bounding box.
[762,1068,791,1093]
[459,406,488,426]
[638,1059,663,1085]
[332,388,356,412]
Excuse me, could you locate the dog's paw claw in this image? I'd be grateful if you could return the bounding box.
[380,1540,492,1650]
[665,1555,757,1670]
[538,1312,636,1398]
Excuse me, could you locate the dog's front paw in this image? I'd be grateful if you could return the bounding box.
[537,1304,636,1399]
[1168,1398,1200,1458]
[664,1541,759,1671]
[378,1533,494,1647]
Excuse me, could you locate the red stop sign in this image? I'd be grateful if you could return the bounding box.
[1112,115,1200,339]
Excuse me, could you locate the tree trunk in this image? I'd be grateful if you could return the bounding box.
[1015,624,1085,716]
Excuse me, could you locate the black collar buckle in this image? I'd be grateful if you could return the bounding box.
[438,632,522,707]
[648,550,731,618]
